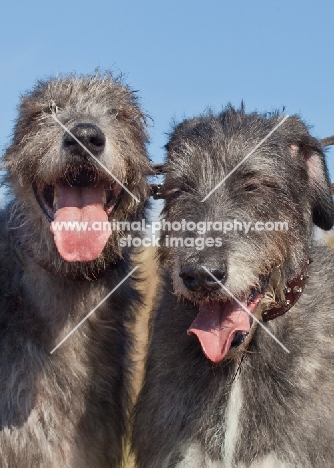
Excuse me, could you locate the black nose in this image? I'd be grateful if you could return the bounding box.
[179,265,227,292]
[63,123,106,157]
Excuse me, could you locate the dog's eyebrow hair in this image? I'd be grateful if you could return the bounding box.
[51,113,140,203]
[201,115,289,202]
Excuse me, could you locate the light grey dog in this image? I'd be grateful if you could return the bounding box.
[0,73,151,467]
[133,106,334,467]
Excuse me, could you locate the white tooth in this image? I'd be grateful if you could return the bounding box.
[102,190,107,206]
[53,187,58,211]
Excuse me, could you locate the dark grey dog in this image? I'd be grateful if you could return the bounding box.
[133,106,334,467]
[0,73,151,467]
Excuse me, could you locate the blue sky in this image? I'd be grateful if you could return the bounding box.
[1,0,333,197]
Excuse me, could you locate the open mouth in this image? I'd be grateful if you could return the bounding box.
[34,167,121,222]
[187,284,266,363]
[34,166,122,263]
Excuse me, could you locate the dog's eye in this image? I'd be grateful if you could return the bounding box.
[44,101,62,115]
[243,181,277,192]
[165,188,182,198]
[262,182,277,190]
[244,184,258,192]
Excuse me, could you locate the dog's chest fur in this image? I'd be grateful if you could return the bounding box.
[0,243,133,467]
[176,378,288,468]
[177,377,245,468]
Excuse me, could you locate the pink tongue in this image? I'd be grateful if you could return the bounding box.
[50,184,111,262]
[188,301,251,363]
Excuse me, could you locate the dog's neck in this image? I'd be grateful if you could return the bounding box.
[261,258,310,322]
[227,258,310,362]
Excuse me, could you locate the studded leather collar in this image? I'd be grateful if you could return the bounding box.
[262,259,310,322]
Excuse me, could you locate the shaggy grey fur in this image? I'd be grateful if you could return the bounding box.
[0,73,151,467]
[133,106,334,467]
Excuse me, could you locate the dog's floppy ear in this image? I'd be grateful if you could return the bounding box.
[286,116,334,230]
